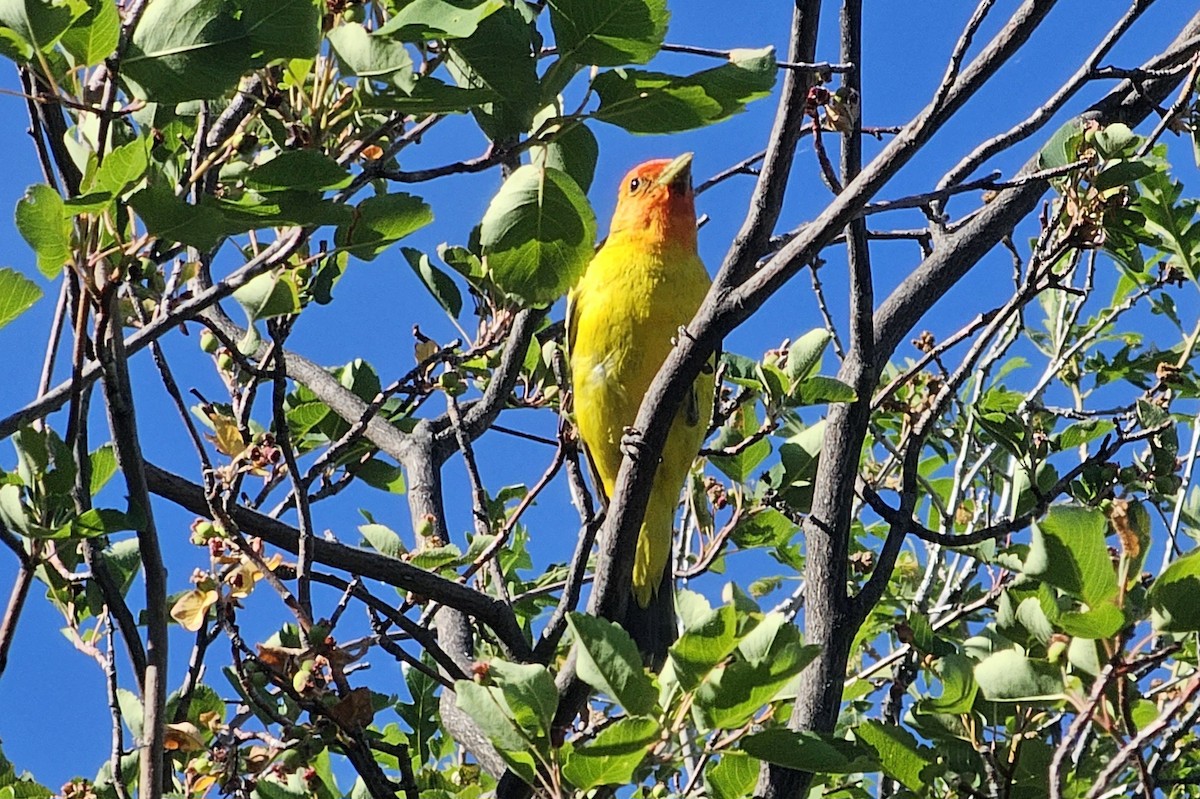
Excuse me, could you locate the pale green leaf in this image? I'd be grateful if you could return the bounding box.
[567,613,657,716]
[15,184,70,279]
[562,716,658,790]
[375,0,504,41]
[974,649,1064,701]
[0,268,42,330]
[60,0,118,65]
[593,47,776,134]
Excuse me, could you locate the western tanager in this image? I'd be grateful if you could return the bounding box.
[568,153,713,665]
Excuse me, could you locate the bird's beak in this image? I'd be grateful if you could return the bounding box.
[655,152,694,190]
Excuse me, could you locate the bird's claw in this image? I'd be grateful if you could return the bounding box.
[620,425,647,459]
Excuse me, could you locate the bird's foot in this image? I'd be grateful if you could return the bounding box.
[620,425,647,459]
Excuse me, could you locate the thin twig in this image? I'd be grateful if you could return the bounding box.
[269,320,315,624]
[103,615,132,799]
[661,42,853,73]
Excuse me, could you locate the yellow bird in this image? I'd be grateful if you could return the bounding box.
[568,153,714,665]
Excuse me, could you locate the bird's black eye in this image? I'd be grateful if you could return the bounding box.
[628,177,642,192]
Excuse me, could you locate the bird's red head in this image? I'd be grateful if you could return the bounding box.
[607,153,697,247]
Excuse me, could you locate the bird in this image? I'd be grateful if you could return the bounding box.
[567,152,714,667]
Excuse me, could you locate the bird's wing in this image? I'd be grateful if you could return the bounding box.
[563,285,609,506]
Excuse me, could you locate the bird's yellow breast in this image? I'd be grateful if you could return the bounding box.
[568,232,712,496]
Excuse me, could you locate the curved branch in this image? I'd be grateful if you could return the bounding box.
[0,229,309,442]
[142,462,532,659]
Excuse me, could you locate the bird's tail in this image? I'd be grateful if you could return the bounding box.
[620,564,676,671]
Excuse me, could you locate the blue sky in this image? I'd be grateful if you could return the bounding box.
[1,0,1198,787]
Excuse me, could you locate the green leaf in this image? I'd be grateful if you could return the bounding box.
[336,192,433,261]
[785,328,830,384]
[241,150,352,192]
[1150,549,1200,631]
[397,656,441,766]
[60,0,119,65]
[530,117,599,193]
[729,508,797,549]
[254,778,308,799]
[0,484,55,539]
[0,268,42,329]
[789,375,857,406]
[694,619,818,729]
[375,0,504,41]
[116,687,143,740]
[854,722,937,792]
[1056,419,1115,450]
[1024,505,1118,606]
[1091,123,1138,158]
[328,21,414,82]
[1093,159,1156,192]
[15,184,70,279]
[355,458,407,495]
[1057,600,1125,639]
[918,653,978,715]
[479,164,595,305]
[123,0,322,103]
[129,183,232,250]
[99,537,141,594]
[562,716,658,790]
[741,728,879,774]
[705,752,760,799]
[668,603,740,691]
[361,76,497,114]
[973,649,1064,701]
[455,660,556,753]
[359,522,406,560]
[208,190,352,230]
[453,681,527,752]
[233,269,302,321]
[709,402,770,484]
[566,613,657,716]
[547,0,668,66]
[87,138,150,198]
[58,507,138,538]
[88,444,116,495]
[593,46,776,134]
[1038,121,1081,171]
[407,543,461,571]
[444,5,539,139]
[311,252,349,305]
[0,0,87,55]
[906,612,956,658]
[402,247,462,318]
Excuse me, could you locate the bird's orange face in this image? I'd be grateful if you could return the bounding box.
[608,153,697,245]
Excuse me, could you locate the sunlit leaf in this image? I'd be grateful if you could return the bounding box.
[562,716,658,790]
[375,0,504,41]
[15,184,70,279]
[593,47,776,134]
[974,649,1064,701]
[0,268,42,329]
[567,613,657,716]
[548,0,668,66]
[336,192,433,261]
[480,164,595,305]
[123,0,322,103]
